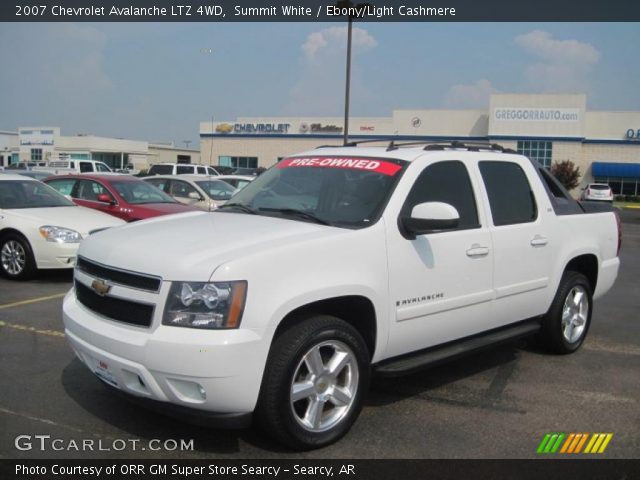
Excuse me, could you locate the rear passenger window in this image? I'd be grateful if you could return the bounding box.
[479,161,537,226]
[402,161,479,230]
[197,166,207,174]
[176,166,192,175]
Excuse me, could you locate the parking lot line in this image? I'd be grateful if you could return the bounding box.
[0,320,64,338]
[0,292,67,310]
[0,405,105,437]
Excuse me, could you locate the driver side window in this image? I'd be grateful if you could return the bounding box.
[402,161,480,230]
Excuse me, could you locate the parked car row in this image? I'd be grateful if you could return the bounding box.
[44,175,198,222]
[0,169,256,279]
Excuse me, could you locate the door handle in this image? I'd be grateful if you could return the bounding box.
[531,235,548,247]
[466,244,490,257]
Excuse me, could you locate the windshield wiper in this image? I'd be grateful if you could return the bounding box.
[258,207,331,226]
[218,202,258,215]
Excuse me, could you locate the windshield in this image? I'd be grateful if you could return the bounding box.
[589,184,610,190]
[227,156,405,227]
[110,180,176,205]
[0,180,76,209]
[195,180,236,201]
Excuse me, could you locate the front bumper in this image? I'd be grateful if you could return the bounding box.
[63,289,268,416]
[34,239,79,269]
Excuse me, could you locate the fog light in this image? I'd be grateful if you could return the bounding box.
[166,378,207,403]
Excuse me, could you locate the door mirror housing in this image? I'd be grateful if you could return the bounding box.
[96,193,114,205]
[188,191,201,200]
[401,202,460,239]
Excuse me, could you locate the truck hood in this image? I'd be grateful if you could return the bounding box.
[77,211,344,281]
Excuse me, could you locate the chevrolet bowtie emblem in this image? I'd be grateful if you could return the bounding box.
[91,279,111,296]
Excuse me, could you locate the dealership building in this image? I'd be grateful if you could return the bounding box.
[200,93,640,195]
[0,127,200,171]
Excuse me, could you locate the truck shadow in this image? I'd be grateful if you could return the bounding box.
[61,339,531,455]
[33,269,74,284]
[368,340,529,414]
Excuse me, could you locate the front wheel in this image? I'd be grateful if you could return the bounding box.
[0,234,36,280]
[538,271,592,354]
[256,315,370,450]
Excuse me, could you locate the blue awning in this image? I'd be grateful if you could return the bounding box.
[592,162,640,179]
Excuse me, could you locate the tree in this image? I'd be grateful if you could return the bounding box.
[551,160,581,191]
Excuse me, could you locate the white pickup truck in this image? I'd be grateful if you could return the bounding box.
[33,159,114,175]
[62,142,620,450]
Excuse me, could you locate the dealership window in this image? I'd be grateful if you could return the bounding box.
[517,140,552,168]
[31,148,43,161]
[595,178,639,196]
[219,156,258,168]
[177,154,191,164]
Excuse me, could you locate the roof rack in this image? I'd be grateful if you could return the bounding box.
[317,139,517,154]
[422,141,517,153]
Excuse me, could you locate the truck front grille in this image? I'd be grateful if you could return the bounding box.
[75,281,154,328]
[76,256,161,292]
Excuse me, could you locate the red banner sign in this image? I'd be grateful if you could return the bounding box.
[278,157,402,176]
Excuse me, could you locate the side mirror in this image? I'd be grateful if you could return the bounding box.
[97,193,114,204]
[188,191,201,200]
[401,202,459,239]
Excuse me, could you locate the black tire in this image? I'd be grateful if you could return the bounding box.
[0,233,37,280]
[538,271,593,354]
[256,315,370,450]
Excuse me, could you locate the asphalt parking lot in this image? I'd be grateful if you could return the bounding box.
[1,210,639,459]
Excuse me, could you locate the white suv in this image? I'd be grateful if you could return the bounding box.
[147,163,219,176]
[581,183,614,202]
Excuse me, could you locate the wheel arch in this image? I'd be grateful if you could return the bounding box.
[272,295,378,361]
[563,254,598,294]
[0,227,32,245]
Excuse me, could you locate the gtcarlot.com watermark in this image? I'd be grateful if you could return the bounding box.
[15,434,194,452]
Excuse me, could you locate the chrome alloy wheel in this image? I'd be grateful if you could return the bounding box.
[290,340,359,433]
[1,240,26,276]
[561,285,589,343]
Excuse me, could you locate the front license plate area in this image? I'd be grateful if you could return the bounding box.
[91,358,118,387]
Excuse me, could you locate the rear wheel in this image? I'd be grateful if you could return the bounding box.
[538,271,592,354]
[256,315,370,450]
[0,234,36,280]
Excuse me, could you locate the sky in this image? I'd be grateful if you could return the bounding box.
[1,22,639,146]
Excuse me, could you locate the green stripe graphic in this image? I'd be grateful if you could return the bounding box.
[550,433,566,453]
[544,434,559,453]
[537,433,552,453]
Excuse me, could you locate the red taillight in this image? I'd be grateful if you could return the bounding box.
[614,209,622,255]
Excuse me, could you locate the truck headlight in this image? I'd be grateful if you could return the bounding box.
[39,226,82,243]
[163,281,247,329]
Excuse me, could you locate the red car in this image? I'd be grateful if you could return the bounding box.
[44,174,198,222]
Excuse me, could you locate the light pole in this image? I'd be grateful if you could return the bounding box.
[337,1,368,146]
[343,12,353,146]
